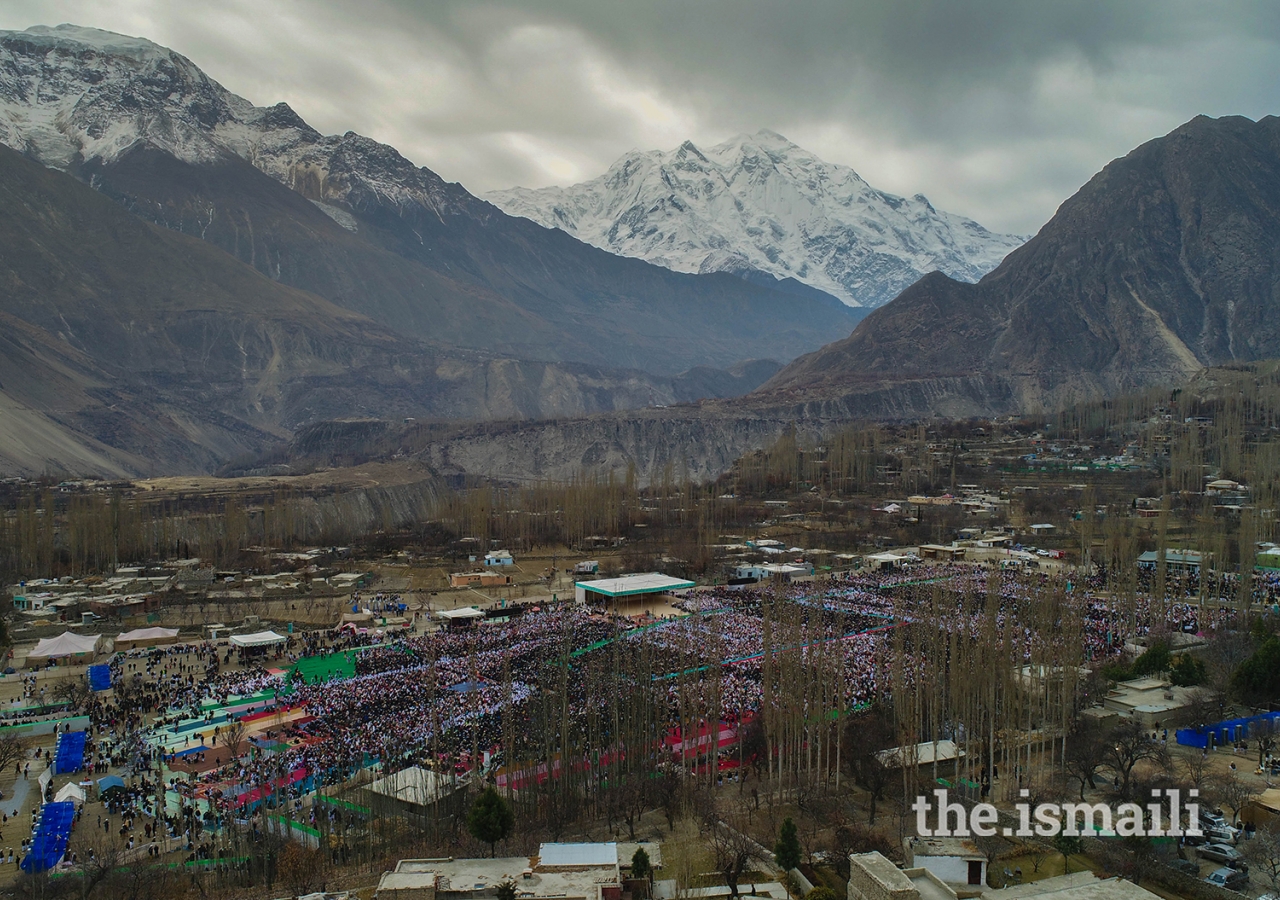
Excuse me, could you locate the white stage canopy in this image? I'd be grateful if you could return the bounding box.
[229,630,287,648]
[116,626,179,643]
[29,632,100,658]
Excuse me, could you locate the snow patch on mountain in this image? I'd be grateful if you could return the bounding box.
[0,24,471,219]
[487,129,1026,307]
[0,24,1021,313]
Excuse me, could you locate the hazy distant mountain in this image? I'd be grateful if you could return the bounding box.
[488,130,1025,308]
[0,25,861,379]
[762,115,1280,417]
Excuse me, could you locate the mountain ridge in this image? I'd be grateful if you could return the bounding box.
[760,114,1280,415]
[0,24,862,378]
[487,129,1025,308]
[0,141,786,477]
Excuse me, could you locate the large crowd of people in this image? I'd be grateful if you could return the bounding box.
[18,557,1236,871]
[122,567,1244,800]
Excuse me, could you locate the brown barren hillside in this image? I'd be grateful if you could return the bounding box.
[761,115,1280,416]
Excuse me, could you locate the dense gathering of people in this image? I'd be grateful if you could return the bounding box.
[129,568,1245,805]
[7,554,1252,878]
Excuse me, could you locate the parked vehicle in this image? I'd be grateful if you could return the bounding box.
[1204,825,1240,844]
[1205,867,1249,891]
[1201,811,1230,830]
[1199,844,1245,867]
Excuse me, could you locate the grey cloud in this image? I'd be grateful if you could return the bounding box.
[3,0,1280,232]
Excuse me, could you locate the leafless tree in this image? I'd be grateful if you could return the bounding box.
[974,834,1009,880]
[1065,723,1109,800]
[1212,770,1260,826]
[1105,720,1170,799]
[1026,841,1052,874]
[1178,752,1210,792]
[1176,687,1227,729]
[1244,821,1280,895]
[707,817,768,899]
[220,717,249,762]
[1254,717,1279,771]
[50,678,89,711]
[843,707,894,823]
[0,733,27,778]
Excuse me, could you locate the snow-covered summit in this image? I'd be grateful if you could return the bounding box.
[16,24,169,56]
[488,130,1026,307]
[0,24,467,215]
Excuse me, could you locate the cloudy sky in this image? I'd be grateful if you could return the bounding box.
[4,0,1280,233]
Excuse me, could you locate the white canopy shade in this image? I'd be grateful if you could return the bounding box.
[229,630,287,648]
[436,607,484,620]
[116,626,179,643]
[54,782,86,804]
[29,632,101,658]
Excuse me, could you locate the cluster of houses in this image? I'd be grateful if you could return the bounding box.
[448,549,518,589]
[6,552,373,625]
[367,840,1169,900]
[377,841,657,900]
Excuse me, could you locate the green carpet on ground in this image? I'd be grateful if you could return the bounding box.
[291,651,357,684]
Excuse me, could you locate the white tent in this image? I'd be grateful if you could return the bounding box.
[367,765,458,807]
[876,739,965,768]
[436,607,484,620]
[29,632,101,659]
[230,630,287,648]
[436,607,485,630]
[54,782,86,804]
[116,626,179,643]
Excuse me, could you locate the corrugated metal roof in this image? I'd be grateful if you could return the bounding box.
[577,574,694,597]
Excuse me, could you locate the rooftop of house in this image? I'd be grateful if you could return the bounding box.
[982,872,1162,900]
[906,868,960,900]
[851,851,916,892]
[910,837,984,860]
[1102,678,1196,715]
[378,852,622,898]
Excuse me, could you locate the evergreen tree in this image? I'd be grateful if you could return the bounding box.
[1233,637,1280,703]
[775,817,801,871]
[467,786,515,857]
[1169,654,1206,687]
[631,846,652,881]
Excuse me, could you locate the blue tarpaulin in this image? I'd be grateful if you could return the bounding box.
[96,775,125,795]
[1176,710,1280,749]
[87,665,111,692]
[20,801,74,872]
[53,731,86,775]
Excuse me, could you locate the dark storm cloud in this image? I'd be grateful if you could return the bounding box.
[5,0,1280,232]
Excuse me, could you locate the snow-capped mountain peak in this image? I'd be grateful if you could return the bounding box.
[19,23,169,56]
[487,131,1025,307]
[0,24,469,217]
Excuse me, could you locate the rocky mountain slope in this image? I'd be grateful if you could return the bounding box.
[761,115,1280,417]
[256,114,1280,484]
[250,406,815,485]
[488,130,1025,308]
[0,25,861,378]
[0,143,780,477]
